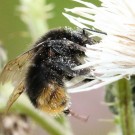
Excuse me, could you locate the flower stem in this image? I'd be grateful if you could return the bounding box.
[116,79,135,135]
[6,103,73,135]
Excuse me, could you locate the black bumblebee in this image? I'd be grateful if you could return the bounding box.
[0,27,94,115]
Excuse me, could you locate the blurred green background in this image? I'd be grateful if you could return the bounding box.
[0,0,114,135]
[0,0,99,60]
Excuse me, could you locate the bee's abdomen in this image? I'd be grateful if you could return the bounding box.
[25,60,63,106]
[36,82,70,115]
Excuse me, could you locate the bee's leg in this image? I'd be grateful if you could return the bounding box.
[46,40,86,55]
[46,40,89,77]
[52,61,78,77]
[49,58,90,78]
[63,109,89,122]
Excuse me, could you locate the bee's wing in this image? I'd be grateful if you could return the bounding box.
[5,80,25,114]
[1,47,39,113]
[0,41,45,86]
[0,41,45,113]
[0,49,35,85]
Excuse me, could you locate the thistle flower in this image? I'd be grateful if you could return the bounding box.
[63,0,135,93]
[18,0,54,41]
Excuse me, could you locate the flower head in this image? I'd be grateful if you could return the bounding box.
[63,0,135,93]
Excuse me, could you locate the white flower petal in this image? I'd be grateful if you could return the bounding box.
[68,74,126,93]
[64,0,135,92]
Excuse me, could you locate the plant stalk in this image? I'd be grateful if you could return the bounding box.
[116,79,135,135]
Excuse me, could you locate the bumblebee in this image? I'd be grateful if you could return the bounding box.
[0,27,94,115]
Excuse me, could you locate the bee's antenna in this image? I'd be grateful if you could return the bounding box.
[83,28,107,35]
